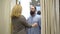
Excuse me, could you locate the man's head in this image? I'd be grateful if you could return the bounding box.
[30,6,36,16]
[37,11,41,15]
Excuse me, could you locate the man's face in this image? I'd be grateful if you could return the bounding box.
[30,6,35,12]
[30,6,36,15]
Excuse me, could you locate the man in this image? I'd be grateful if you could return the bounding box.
[37,11,41,15]
[26,6,41,34]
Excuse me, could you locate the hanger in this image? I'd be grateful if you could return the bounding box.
[16,0,20,5]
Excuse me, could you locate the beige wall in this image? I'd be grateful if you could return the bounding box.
[0,0,11,34]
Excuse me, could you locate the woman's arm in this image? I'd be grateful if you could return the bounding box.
[21,16,32,28]
[20,15,38,28]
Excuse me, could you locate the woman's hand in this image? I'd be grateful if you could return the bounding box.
[32,23,38,27]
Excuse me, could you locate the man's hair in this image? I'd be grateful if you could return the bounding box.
[30,5,36,10]
[34,6,36,10]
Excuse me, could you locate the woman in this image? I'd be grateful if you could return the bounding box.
[11,4,37,34]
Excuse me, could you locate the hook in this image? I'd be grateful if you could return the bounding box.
[16,0,20,5]
[16,0,18,4]
[19,1,20,5]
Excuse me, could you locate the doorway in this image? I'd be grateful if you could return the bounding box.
[11,0,41,34]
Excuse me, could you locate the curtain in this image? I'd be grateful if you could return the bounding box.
[40,0,59,34]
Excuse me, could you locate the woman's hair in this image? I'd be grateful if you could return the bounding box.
[11,4,22,17]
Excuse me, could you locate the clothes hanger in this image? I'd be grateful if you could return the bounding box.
[16,0,20,5]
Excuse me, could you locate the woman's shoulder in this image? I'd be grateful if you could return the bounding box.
[20,15,25,18]
[19,15,26,20]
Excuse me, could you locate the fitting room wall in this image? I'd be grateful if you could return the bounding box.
[0,0,11,34]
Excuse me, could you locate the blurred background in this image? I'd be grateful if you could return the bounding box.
[11,0,41,19]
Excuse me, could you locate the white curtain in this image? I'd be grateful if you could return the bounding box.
[40,0,59,34]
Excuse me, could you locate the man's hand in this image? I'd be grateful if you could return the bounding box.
[32,23,38,27]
